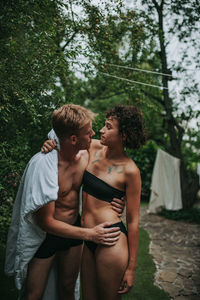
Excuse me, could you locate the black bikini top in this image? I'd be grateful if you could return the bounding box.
[82,170,125,203]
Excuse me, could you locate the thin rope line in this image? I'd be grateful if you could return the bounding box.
[69,60,173,77]
[106,63,173,77]
[69,59,199,74]
[99,72,168,90]
[70,67,167,89]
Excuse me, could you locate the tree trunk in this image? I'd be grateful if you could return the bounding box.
[153,0,198,208]
[180,162,199,208]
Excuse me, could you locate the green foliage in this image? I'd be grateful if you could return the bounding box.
[0,0,69,209]
[158,208,200,224]
[0,129,51,209]
[126,141,157,202]
[0,205,13,246]
[0,0,199,213]
[92,111,105,139]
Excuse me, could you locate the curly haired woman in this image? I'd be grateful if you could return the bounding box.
[81,105,146,300]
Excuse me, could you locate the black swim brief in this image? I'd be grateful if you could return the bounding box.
[85,221,127,254]
[34,214,83,259]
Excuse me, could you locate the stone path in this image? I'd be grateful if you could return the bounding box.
[139,206,200,300]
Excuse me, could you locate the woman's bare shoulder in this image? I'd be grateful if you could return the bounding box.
[125,158,140,177]
[78,150,89,163]
[90,139,102,150]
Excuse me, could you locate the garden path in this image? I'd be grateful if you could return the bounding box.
[139,206,200,300]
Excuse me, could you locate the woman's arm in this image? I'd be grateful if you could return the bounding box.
[41,139,57,153]
[118,164,141,294]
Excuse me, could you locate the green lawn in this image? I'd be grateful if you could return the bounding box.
[1,227,170,300]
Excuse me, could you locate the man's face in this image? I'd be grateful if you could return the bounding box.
[76,122,95,150]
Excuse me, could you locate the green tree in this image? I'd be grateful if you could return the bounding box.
[136,0,200,208]
[75,1,200,208]
[1,0,199,210]
[0,0,127,203]
[0,0,83,205]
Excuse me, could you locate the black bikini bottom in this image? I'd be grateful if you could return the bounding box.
[85,221,127,254]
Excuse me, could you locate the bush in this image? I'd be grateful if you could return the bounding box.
[158,207,200,224]
[126,141,157,202]
[0,131,49,246]
[0,204,13,246]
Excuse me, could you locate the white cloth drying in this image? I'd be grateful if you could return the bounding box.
[148,148,182,213]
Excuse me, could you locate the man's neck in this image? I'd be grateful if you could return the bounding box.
[59,143,79,163]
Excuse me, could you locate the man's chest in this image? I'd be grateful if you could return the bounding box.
[58,165,84,196]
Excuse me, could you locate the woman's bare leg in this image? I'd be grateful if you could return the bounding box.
[96,233,128,300]
[81,244,98,300]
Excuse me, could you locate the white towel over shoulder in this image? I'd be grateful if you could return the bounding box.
[4,150,59,291]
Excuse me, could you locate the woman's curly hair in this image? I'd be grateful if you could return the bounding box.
[106,105,147,149]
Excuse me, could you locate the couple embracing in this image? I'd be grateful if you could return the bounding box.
[5,103,146,300]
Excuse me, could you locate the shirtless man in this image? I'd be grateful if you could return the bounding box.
[5,104,122,300]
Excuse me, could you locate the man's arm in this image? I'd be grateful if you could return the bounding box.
[35,202,121,246]
[111,197,125,216]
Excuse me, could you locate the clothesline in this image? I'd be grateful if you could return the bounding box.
[105,63,173,77]
[74,67,167,89]
[69,60,173,77]
[99,72,168,90]
[69,59,199,77]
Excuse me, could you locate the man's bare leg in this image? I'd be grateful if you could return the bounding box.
[57,244,83,300]
[24,255,55,300]
[81,245,98,300]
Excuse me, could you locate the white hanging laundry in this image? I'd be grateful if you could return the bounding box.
[148,148,182,213]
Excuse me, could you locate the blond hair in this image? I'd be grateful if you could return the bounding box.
[52,104,96,140]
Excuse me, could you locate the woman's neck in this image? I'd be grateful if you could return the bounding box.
[104,144,126,160]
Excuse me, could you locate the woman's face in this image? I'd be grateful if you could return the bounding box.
[100,117,122,146]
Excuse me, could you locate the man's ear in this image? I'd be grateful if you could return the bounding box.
[70,135,78,145]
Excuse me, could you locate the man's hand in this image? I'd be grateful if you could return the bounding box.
[41,140,57,153]
[111,197,125,217]
[118,268,135,294]
[90,222,121,246]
